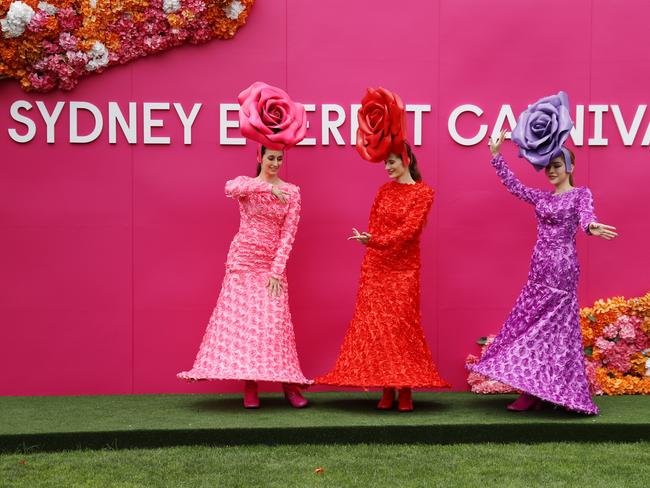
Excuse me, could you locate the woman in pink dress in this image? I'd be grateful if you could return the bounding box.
[178,146,310,408]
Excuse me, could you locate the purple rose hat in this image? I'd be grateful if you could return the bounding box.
[511,91,574,171]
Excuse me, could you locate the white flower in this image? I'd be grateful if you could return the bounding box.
[1,1,35,39]
[89,0,97,8]
[37,1,57,15]
[85,41,109,71]
[162,0,181,14]
[223,0,244,20]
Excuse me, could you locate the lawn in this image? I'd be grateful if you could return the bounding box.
[2,442,648,487]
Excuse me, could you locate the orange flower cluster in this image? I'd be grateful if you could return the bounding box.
[594,368,650,395]
[581,292,650,395]
[0,0,255,91]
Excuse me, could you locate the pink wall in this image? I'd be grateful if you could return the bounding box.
[1,0,649,395]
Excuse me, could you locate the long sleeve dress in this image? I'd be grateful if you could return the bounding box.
[177,176,311,385]
[468,154,598,414]
[316,181,450,389]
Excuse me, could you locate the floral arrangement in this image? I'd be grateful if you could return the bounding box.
[466,292,650,395]
[581,292,650,395]
[465,335,517,394]
[0,0,254,91]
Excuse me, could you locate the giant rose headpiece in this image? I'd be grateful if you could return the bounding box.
[356,87,410,165]
[238,81,307,151]
[511,91,574,171]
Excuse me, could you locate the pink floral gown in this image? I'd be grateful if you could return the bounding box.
[178,176,311,384]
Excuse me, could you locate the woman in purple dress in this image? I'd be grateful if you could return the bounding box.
[468,130,618,414]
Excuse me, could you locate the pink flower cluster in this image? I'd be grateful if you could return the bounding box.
[584,360,602,395]
[28,27,91,91]
[594,315,649,374]
[465,335,517,394]
[2,0,253,92]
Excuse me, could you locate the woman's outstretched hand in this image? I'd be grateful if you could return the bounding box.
[348,227,371,245]
[589,223,619,240]
[267,276,283,297]
[489,130,507,156]
[271,187,289,204]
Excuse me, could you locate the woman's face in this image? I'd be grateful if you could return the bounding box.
[545,157,571,186]
[261,149,283,176]
[384,153,407,180]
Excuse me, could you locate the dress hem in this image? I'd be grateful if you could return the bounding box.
[177,372,313,385]
[314,378,451,389]
[467,364,598,415]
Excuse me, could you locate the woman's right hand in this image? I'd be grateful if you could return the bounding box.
[267,276,283,297]
[348,227,371,245]
[489,130,506,156]
[271,187,289,204]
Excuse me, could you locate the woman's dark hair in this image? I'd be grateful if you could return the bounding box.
[404,143,422,181]
[560,147,576,186]
[255,146,266,176]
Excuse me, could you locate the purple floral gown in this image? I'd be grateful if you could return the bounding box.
[469,154,599,414]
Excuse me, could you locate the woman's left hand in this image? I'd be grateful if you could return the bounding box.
[589,222,619,240]
[267,276,283,297]
[348,227,371,245]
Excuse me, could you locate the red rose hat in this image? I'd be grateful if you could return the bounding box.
[356,87,410,165]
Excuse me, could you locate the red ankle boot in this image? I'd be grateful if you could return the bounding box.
[243,380,259,409]
[397,387,413,412]
[282,383,308,408]
[507,393,542,411]
[377,387,396,410]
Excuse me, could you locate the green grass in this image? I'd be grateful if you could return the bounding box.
[1,442,649,487]
[4,392,650,433]
[2,393,650,451]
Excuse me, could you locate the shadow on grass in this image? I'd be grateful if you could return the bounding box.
[188,396,291,412]
[311,397,452,415]
[181,393,593,423]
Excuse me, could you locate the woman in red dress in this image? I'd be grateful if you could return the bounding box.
[315,88,449,410]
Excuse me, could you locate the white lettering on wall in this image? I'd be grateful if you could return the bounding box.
[37,101,65,144]
[407,105,430,146]
[8,100,36,143]
[143,102,170,145]
[70,101,103,144]
[570,105,584,146]
[174,102,202,145]
[448,104,487,146]
[321,104,346,146]
[108,102,137,144]
[611,104,647,146]
[219,103,245,145]
[588,104,609,146]
[5,100,650,148]
[297,104,317,146]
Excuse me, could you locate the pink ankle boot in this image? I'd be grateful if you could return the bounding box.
[377,387,396,410]
[282,383,308,408]
[507,393,542,411]
[243,380,259,409]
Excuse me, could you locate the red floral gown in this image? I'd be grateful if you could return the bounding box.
[316,181,450,388]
